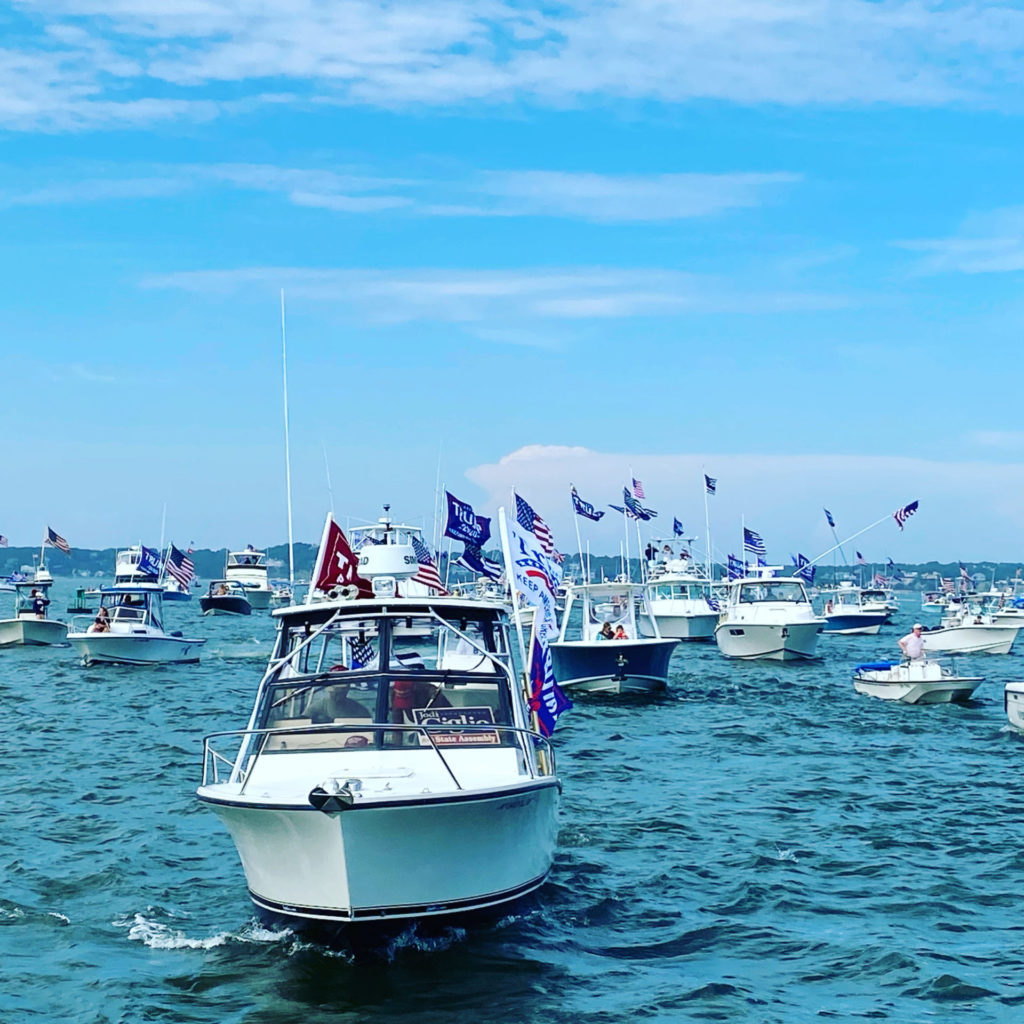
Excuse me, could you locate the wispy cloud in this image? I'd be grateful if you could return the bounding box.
[141,265,849,324]
[7,2,1024,130]
[896,206,1024,275]
[967,430,1024,450]
[0,163,798,223]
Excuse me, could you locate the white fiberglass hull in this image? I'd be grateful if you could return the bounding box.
[640,611,718,640]
[68,632,205,665]
[1005,682,1024,731]
[715,620,821,661]
[853,661,983,704]
[199,781,559,926]
[0,618,68,647]
[921,625,1018,656]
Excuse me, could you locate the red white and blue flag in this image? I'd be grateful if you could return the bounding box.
[515,493,554,555]
[632,477,645,500]
[411,536,447,594]
[893,500,919,530]
[46,526,70,554]
[527,633,572,736]
[165,544,195,590]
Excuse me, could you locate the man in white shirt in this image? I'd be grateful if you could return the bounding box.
[899,623,926,660]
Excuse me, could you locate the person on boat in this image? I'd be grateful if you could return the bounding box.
[596,622,615,641]
[613,625,629,640]
[88,615,110,633]
[825,599,834,614]
[389,678,451,724]
[29,588,49,618]
[898,623,926,661]
[307,684,371,724]
[215,583,228,596]
[96,605,110,624]
[644,543,656,562]
[662,544,672,559]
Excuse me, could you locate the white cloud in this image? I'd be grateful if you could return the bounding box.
[465,444,1024,560]
[140,265,849,323]
[7,2,1024,130]
[897,206,1024,275]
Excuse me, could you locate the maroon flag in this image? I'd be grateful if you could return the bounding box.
[311,515,372,598]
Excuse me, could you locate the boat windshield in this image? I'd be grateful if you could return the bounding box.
[650,583,701,601]
[228,551,265,567]
[834,590,861,607]
[738,582,807,603]
[103,591,160,629]
[259,609,516,749]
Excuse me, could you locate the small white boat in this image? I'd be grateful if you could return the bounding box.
[1004,682,1024,730]
[67,585,205,666]
[820,581,889,635]
[640,560,718,641]
[715,570,824,661]
[549,581,678,694]
[0,581,68,647]
[197,529,559,936]
[853,658,983,704]
[919,607,1020,656]
[225,547,273,609]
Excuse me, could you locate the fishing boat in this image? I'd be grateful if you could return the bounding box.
[1004,682,1024,731]
[0,581,68,647]
[918,606,1020,656]
[196,532,560,936]
[67,585,205,666]
[225,547,273,609]
[639,558,718,641]
[820,581,889,635]
[549,581,678,693]
[853,658,983,704]
[715,569,825,661]
[200,579,253,616]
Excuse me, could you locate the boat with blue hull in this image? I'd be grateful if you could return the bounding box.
[200,580,252,616]
[550,581,678,694]
[821,582,889,635]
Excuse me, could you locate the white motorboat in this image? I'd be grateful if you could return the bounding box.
[639,559,718,641]
[820,582,889,635]
[860,587,896,622]
[114,545,159,586]
[919,606,1020,656]
[196,539,560,936]
[715,570,825,661]
[0,581,68,647]
[67,585,206,666]
[1004,682,1024,731]
[853,658,984,704]
[549,581,678,694]
[350,511,442,601]
[225,547,273,609]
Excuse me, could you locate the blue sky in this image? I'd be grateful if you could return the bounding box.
[3,1,1024,561]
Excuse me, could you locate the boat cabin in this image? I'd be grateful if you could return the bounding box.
[12,581,54,620]
[114,546,159,584]
[227,548,267,569]
[249,598,526,753]
[558,581,661,642]
[94,585,165,632]
[731,578,811,606]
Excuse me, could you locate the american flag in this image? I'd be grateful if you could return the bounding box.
[893,500,918,530]
[348,636,376,668]
[632,477,646,499]
[515,494,554,554]
[186,541,195,554]
[856,551,867,565]
[941,578,955,593]
[46,526,70,554]
[411,536,447,593]
[165,544,195,590]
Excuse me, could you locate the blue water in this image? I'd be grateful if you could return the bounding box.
[4,583,1024,1023]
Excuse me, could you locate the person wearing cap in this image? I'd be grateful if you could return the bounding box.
[899,623,926,661]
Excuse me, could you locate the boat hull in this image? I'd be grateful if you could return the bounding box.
[161,591,192,602]
[715,621,821,661]
[921,625,1018,656]
[1005,682,1024,730]
[549,638,678,693]
[200,596,252,616]
[640,611,718,640]
[0,618,68,647]
[822,611,887,635]
[241,588,271,610]
[854,661,983,704]
[67,633,205,665]
[199,781,560,927]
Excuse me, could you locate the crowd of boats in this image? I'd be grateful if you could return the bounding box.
[3,507,1023,943]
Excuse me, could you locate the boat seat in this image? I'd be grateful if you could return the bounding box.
[264,717,374,750]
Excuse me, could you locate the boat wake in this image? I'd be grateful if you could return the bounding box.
[114,909,293,951]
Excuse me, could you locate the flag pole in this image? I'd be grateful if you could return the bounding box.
[280,289,295,593]
[570,485,587,585]
[804,512,899,570]
[498,506,529,670]
[702,468,712,583]
[322,441,335,518]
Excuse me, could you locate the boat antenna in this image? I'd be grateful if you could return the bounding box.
[281,289,295,592]
[322,440,335,518]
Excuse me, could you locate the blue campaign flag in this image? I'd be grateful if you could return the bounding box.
[571,486,605,522]
[444,491,491,546]
[609,503,626,515]
[456,542,503,581]
[623,487,657,521]
[137,545,162,577]
[792,553,816,584]
[673,517,684,537]
[727,553,745,579]
[704,474,717,495]
[527,634,572,737]
[824,508,835,528]
[743,528,766,556]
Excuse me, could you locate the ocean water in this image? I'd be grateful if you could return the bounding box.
[3,583,1024,1023]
